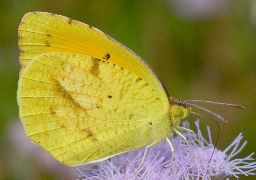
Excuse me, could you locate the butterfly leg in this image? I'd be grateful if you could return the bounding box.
[165,137,174,162]
[165,137,174,152]
[176,126,196,138]
[173,128,187,142]
[136,141,159,171]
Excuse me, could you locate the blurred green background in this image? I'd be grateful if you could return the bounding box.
[0,0,255,179]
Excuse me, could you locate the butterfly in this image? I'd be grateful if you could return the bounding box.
[18,12,242,166]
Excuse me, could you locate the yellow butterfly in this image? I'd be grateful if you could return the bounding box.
[17,12,203,166]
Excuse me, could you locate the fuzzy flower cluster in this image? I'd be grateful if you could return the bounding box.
[77,121,256,179]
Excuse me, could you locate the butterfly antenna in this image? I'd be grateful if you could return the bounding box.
[186,99,245,109]
[169,97,226,122]
[185,102,226,122]
[191,111,205,118]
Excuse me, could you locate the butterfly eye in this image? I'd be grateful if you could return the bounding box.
[171,105,184,118]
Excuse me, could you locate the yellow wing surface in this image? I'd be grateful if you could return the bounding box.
[18,12,169,108]
[17,12,170,165]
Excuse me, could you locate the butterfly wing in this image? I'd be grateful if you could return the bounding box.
[18,12,169,112]
[18,52,170,165]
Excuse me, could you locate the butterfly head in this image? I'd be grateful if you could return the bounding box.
[169,97,191,127]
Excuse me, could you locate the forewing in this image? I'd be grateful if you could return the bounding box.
[18,52,166,165]
[18,12,169,112]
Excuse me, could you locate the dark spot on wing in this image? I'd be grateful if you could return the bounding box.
[103,53,110,60]
[147,121,153,127]
[84,129,93,137]
[136,77,142,82]
[141,83,149,88]
[104,33,112,40]
[84,129,97,141]
[45,41,50,47]
[108,95,112,98]
[88,25,93,29]
[68,18,73,25]
[47,33,51,37]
